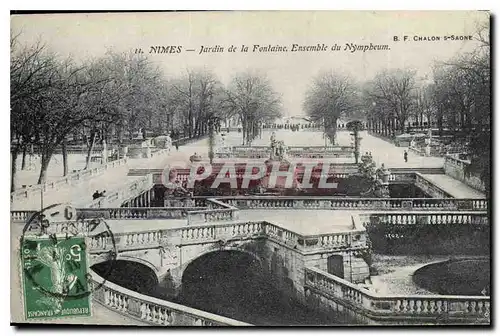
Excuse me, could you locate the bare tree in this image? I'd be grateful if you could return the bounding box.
[366,69,417,136]
[303,71,358,144]
[224,71,282,145]
[431,38,490,193]
[10,37,59,190]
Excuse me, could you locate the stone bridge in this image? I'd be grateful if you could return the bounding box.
[13,194,490,326]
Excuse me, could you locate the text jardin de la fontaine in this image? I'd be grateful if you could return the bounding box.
[144,43,391,55]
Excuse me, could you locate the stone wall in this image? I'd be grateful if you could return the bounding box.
[444,155,486,193]
[304,251,370,284]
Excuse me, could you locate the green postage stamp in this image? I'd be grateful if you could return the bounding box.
[21,235,92,320]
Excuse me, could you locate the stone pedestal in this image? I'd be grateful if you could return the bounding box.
[121,146,128,159]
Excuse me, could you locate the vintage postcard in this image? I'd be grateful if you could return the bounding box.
[10,10,490,327]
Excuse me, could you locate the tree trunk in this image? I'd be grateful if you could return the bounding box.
[208,123,215,164]
[62,138,68,176]
[21,145,27,170]
[437,110,444,137]
[85,131,97,170]
[37,151,53,185]
[118,125,123,145]
[241,120,246,145]
[11,147,19,192]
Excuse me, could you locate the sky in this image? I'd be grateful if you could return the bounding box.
[11,11,489,117]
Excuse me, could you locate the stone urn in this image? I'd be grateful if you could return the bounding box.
[120,146,129,159]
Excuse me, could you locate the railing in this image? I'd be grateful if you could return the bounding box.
[179,220,366,254]
[216,145,354,159]
[409,146,425,157]
[171,135,209,147]
[387,172,416,182]
[77,207,206,220]
[187,207,239,225]
[358,211,489,227]
[11,196,487,224]
[11,158,129,202]
[90,271,251,326]
[149,148,171,159]
[87,174,154,208]
[414,173,454,198]
[305,267,490,324]
[207,197,488,211]
[444,155,486,192]
[62,219,362,255]
[10,210,37,223]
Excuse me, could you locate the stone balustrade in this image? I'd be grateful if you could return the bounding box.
[10,210,37,223]
[77,207,205,220]
[305,267,490,324]
[444,155,486,192]
[11,197,488,224]
[87,228,162,252]
[302,231,367,252]
[387,172,417,183]
[42,212,484,256]
[290,152,354,159]
[215,145,355,159]
[207,197,488,211]
[186,207,239,225]
[11,158,129,202]
[179,220,366,254]
[414,173,454,198]
[87,174,154,208]
[358,211,489,227]
[409,146,425,156]
[205,198,234,209]
[90,271,251,326]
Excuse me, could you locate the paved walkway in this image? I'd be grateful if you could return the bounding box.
[103,210,360,236]
[11,139,209,211]
[130,138,210,170]
[238,209,357,235]
[219,129,445,169]
[421,174,486,198]
[369,255,452,295]
[355,131,445,169]
[13,153,102,188]
[11,166,133,210]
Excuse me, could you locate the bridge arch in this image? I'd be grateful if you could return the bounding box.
[116,255,161,275]
[91,259,160,296]
[179,246,264,281]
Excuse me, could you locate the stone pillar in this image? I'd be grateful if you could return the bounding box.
[121,146,128,159]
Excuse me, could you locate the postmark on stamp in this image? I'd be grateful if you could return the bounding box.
[19,203,118,320]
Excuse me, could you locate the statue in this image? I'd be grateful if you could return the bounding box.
[359,152,376,180]
[166,135,172,151]
[425,128,432,156]
[279,141,288,161]
[270,132,277,159]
